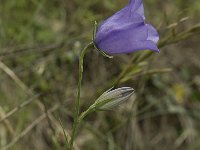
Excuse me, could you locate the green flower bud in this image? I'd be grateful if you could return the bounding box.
[94,87,134,110]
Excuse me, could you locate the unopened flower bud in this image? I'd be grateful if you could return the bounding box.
[94,87,134,110]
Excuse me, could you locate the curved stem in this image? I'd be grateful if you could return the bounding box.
[68,42,93,150]
[78,105,95,123]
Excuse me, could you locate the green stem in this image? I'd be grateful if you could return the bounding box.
[68,42,93,150]
[78,105,95,123]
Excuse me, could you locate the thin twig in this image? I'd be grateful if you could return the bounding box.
[0,94,40,123]
[0,106,14,136]
[0,60,59,135]
[0,61,27,91]
[0,42,64,57]
[0,33,88,58]
[1,105,59,150]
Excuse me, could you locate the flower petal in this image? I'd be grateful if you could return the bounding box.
[95,13,145,44]
[146,24,159,44]
[96,24,159,54]
[99,39,159,54]
[130,0,145,19]
[95,0,159,54]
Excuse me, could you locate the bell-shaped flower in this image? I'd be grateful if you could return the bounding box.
[94,0,159,54]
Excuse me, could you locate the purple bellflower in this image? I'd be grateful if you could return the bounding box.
[94,0,159,54]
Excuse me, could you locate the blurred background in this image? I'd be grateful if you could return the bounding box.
[0,0,200,149]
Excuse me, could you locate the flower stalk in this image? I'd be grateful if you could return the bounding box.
[68,42,93,150]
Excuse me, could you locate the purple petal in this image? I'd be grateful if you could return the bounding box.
[130,0,145,19]
[95,0,159,54]
[97,39,159,54]
[96,24,159,54]
[146,24,159,43]
[95,13,145,44]
[96,1,145,38]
